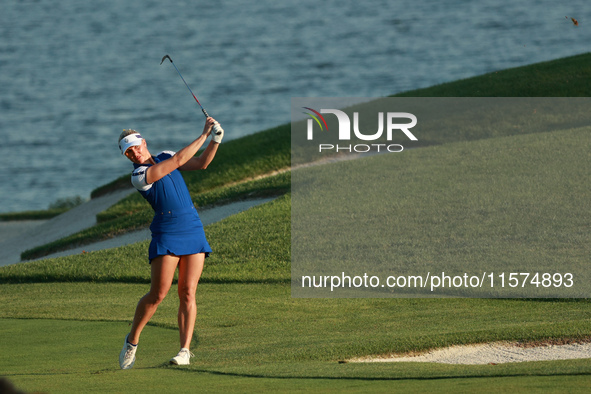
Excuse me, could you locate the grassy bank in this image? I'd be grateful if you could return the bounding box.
[21,172,290,261]
[393,52,591,97]
[0,208,68,222]
[5,194,290,284]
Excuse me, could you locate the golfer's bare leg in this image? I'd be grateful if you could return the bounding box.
[128,255,179,344]
[177,253,205,349]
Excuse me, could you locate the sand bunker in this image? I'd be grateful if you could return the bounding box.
[350,341,591,365]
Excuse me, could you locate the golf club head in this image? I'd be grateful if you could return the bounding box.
[160,54,213,121]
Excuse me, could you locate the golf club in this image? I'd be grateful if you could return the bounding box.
[160,54,222,135]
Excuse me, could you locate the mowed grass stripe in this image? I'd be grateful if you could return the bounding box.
[1,283,590,364]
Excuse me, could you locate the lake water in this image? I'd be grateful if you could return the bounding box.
[1,0,589,213]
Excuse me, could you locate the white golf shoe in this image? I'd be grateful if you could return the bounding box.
[170,348,194,365]
[119,334,137,369]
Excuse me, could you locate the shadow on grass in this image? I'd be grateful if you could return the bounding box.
[165,365,591,382]
[0,276,290,285]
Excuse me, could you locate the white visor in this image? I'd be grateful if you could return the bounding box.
[119,133,143,155]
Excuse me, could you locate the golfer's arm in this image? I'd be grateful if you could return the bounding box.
[179,141,219,171]
[145,134,208,184]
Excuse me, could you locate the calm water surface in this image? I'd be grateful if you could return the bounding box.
[0,0,589,212]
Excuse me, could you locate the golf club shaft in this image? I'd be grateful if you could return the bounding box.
[161,55,222,136]
[161,55,209,118]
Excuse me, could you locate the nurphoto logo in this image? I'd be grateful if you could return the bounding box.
[303,107,418,153]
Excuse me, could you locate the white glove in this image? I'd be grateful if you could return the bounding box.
[212,123,224,143]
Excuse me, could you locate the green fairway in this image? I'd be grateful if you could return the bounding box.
[4,317,590,393]
[1,282,591,362]
[2,53,591,393]
[1,284,591,392]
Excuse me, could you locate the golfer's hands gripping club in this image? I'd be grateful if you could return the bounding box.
[212,122,224,143]
[202,117,224,144]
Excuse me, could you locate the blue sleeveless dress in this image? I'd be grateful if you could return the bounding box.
[131,151,211,262]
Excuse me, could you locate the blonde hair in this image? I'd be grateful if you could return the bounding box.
[119,129,139,144]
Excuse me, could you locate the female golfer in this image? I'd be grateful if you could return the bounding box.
[118,117,222,369]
